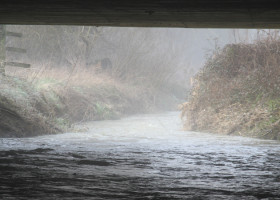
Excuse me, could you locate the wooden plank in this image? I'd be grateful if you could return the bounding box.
[6,47,26,53]
[5,62,30,68]
[0,25,6,75]
[6,31,22,38]
[2,1,280,28]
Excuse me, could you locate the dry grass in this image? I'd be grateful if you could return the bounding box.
[7,65,112,86]
[183,31,280,140]
[1,64,162,137]
[1,55,183,137]
[0,76,62,137]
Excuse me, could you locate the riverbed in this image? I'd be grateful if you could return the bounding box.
[0,112,280,199]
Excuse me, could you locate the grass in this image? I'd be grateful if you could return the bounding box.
[266,98,280,113]
[0,76,62,137]
[182,31,280,140]
[94,102,119,120]
[1,64,181,137]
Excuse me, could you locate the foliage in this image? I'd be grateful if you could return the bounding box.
[6,26,184,92]
[183,31,280,140]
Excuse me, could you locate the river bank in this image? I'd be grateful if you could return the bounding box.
[0,68,182,137]
[182,34,280,140]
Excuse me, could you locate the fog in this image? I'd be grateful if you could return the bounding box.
[1,26,280,199]
[5,26,257,88]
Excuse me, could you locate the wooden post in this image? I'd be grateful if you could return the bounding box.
[0,25,6,75]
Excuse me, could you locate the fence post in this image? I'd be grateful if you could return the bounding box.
[0,25,6,75]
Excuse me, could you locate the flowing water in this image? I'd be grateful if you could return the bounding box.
[0,112,280,199]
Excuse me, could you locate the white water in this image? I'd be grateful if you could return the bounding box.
[1,112,280,199]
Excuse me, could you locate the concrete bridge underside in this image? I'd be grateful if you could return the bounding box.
[0,0,280,28]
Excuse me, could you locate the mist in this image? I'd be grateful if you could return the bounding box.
[5,26,257,89]
[1,26,280,199]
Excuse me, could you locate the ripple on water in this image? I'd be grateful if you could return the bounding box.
[0,112,280,199]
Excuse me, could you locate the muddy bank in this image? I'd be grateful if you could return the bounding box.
[182,35,280,140]
[0,74,181,137]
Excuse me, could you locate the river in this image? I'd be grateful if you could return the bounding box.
[0,112,280,199]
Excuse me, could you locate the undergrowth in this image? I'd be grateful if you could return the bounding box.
[0,66,181,137]
[182,31,280,140]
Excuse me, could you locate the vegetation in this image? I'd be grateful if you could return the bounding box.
[6,26,191,88]
[1,64,184,137]
[182,31,280,140]
[0,26,190,137]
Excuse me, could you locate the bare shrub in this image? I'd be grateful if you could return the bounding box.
[183,31,280,139]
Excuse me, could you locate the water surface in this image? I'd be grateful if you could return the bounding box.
[0,112,280,199]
